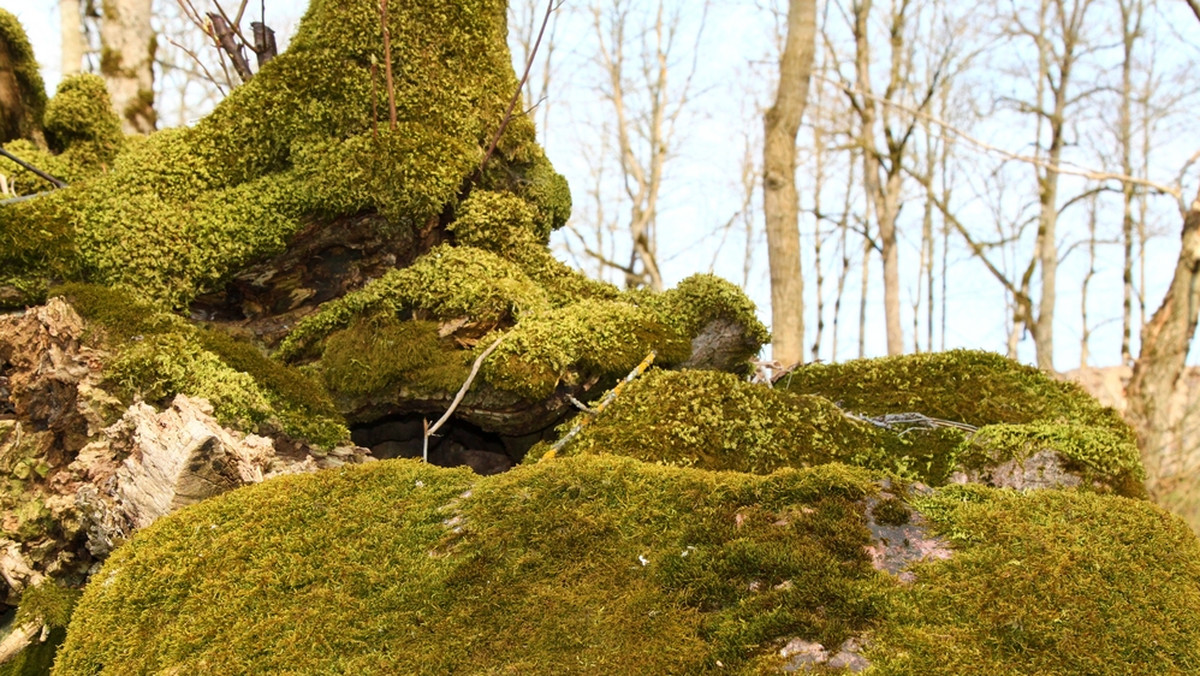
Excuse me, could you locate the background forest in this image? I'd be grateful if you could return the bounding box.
[4,0,1200,531]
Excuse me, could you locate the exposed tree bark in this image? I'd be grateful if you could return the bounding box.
[99,0,156,133]
[61,0,84,77]
[762,0,817,368]
[1127,191,1200,496]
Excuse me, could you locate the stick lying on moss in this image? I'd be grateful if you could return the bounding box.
[543,350,657,459]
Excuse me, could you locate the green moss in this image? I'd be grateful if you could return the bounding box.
[54,456,889,674]
[1,0,570,309]
[15,583,81,629]
[54,284,348,448]
[320,316,470,398]
[959,422,1145,496]
[871,496,911,526]
[278,244,550,361]
[645,274,770,348]
[546,369,873,473]
[0,10,47,141]
[52,457,1200,674]
[43,75,124,166]
[779,350,1124,432]
[482,300,691,401]
[869,486,1200,674]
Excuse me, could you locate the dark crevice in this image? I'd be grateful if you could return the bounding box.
[350,413,555,476]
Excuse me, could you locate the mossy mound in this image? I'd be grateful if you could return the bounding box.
[543,357,1141,495]
[0,0,570,309]
[55,284,348,448]
[778,351,1144,494]
[54,456,1200,674]
[871,484,1200,673]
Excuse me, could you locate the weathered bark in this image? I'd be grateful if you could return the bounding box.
[1127,190,1200,482]
[99,0,155,133]
[191,213,437,346]
[762,0,817,368]
[61,0,84,77]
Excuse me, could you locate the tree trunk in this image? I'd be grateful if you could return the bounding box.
[99,0,156,134]
[61,0,84,77]
[762,0,817,367]
[1127,189,1200,482]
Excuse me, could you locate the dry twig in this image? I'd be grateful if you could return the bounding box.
[542,351,657,459]
[423,335,506,462]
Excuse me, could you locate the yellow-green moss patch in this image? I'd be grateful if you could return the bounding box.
[55,284,347,447]
[54,456,887,674]
[870,485,1200,673]
[0,10,47,141]
[1,0,570,309]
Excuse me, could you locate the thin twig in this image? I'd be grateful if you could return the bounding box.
[0,191,53,206]
[379,0,398,130]
[479,0,557,173]
[423,335,506,462]
[815,73,1184,201]
[543,351,657,459]
[0,148,67,188]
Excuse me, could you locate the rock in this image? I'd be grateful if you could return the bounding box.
[863,494,953,583]
[950,448,1084,491]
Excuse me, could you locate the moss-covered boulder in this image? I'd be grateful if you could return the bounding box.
[52,456,1200,674]
[541,352,1143,497]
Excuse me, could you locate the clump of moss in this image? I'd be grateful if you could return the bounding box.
[277,244,550,362]
[1,0,571,309]
[869,485,1200,673]
[543,369,871,473]
[320,315,471,399]
[645,274,770,348]
[0,584,81,676]
[959,422,1145,496]
[54,284,348,448]
[43,75,124,168]
[779,351,1143,496]
[54,456,890,674]
[780,350,1124,432]
[0,10,47,142]
[481,300,692,401]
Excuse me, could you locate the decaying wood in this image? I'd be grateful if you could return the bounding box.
[0,620,40,666]
[250,21,277,67]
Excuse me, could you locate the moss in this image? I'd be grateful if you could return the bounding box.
[1,0,570,309]
[43,74,124,167]
[482,300,692,401]
[869,486,1200,674]
[277,244,550,361]
[959,422,1145,496]
[53,457,1200,674]
[871,496,911,526]
[15,583,81,629]
[54,284,348,448]
[0,10,47,141]
[779,350,1124,432]
[645,274,770,348]
[320,316,471,399]
[54,456,889,674]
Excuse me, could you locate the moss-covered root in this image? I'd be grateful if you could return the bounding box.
[54,283,349,448]
[870,484,1200,674]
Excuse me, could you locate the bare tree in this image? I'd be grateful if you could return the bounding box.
[762,0,817,367]
[100,0,156,133]
[567,0,709,291]
[61,0,84,77]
